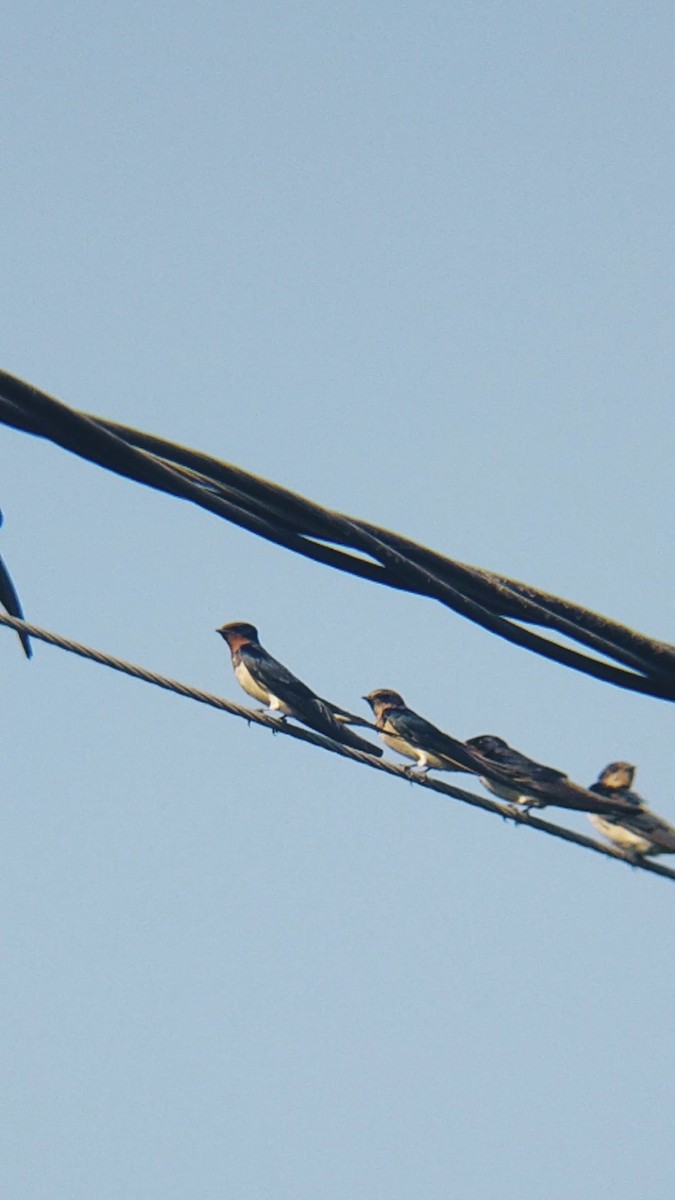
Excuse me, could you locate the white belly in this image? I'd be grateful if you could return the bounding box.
[588,815,653,855]
[381,728,454,771]
[481,777,537,805]
[234,660,293,715]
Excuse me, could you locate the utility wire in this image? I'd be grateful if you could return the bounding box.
[1,369,674,700]
[2,612,673,884]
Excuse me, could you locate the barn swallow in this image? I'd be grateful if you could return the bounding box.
[466,735,567,808]
[217,621,382,757]
[362,690,483,776]
[466,735,638,816]
[0,509,31,659]
[587,762,675,857]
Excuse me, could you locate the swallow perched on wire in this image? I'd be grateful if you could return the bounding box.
[587,762,675,857]
[466,735,568,808]
[217,621,383,756]
[362,689,484,776]
[466,734,638,815]
[0,508,31,659]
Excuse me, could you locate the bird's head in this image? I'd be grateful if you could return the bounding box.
[362,688,406,716]
[596,761,636,790]
[216,621,260,651]
[466,735,509,755]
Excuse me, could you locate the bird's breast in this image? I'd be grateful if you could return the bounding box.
[380,729,421,763]
[235,660,272,706]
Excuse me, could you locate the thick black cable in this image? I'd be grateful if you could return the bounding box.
[1,369,674,700]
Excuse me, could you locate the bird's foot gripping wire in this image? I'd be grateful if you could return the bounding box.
[404,764,429,781]
[257,707,286,719]
[507,803,532,821]
[510,799,544,818]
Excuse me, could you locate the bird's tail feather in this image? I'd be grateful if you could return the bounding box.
[303,699,383,757]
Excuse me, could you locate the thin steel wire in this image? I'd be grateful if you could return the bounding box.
[2,612,673,884]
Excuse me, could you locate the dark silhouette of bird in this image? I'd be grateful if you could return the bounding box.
[0,509,31,658]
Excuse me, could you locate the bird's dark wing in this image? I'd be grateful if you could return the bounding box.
[389,710,485,773]
[509,775,643,815]
[467,737,566,784]
[241,644,319,704]
[505,757,566,786]
[242,646,382,756]
[619,809,675,854]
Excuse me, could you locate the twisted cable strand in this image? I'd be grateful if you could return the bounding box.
[2,612,673,884]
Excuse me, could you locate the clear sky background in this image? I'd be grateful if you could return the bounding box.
[2,3,673,1197]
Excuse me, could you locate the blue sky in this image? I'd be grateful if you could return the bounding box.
[2,4,674,1197]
